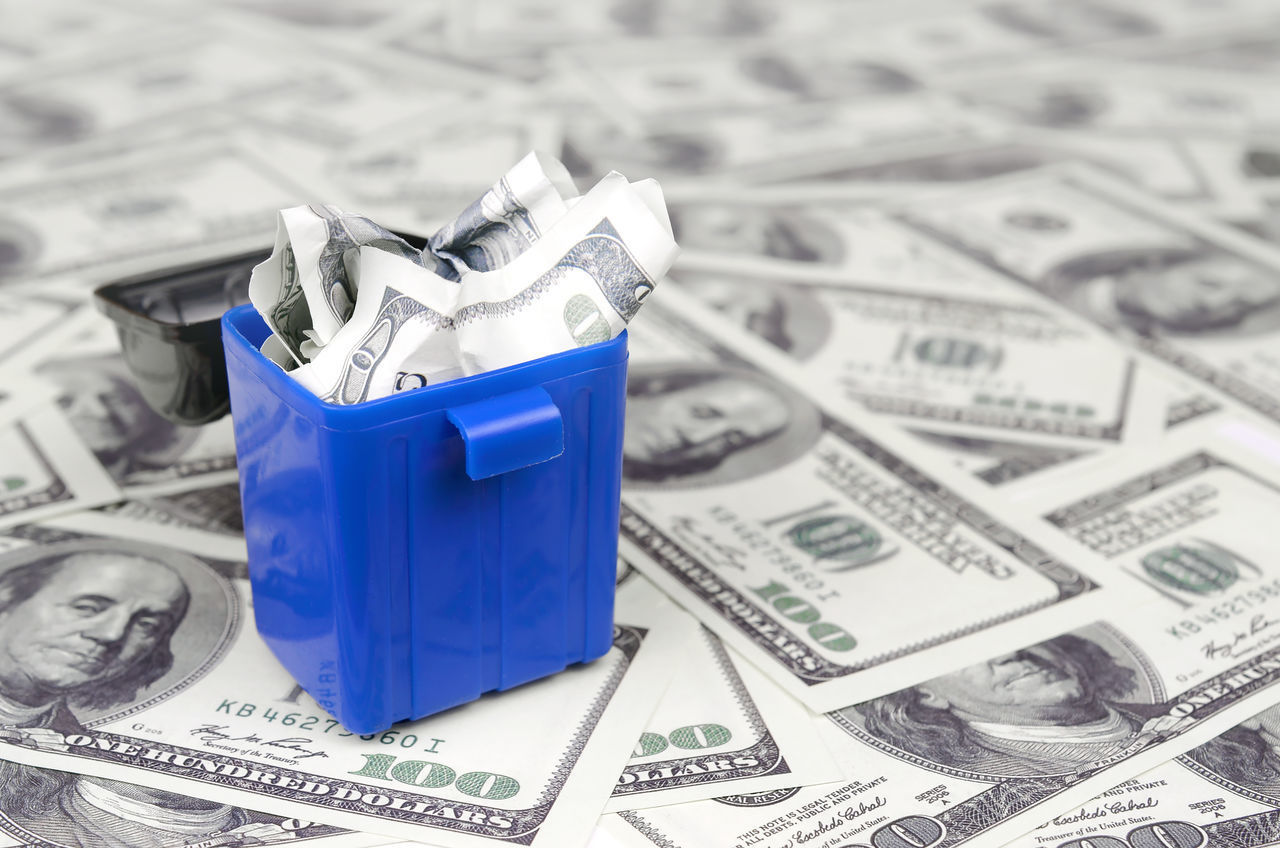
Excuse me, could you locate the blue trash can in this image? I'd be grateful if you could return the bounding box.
[221,304,627,734]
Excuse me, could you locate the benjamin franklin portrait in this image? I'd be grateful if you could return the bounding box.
[1185,702,1280,801]
[0,535,234,733]
[840,629,1165,776]
[677,274,832,360]
[1038,246,1280,337]
[36,354,201,485]
[0,763,314,847]
[623,363,822,488]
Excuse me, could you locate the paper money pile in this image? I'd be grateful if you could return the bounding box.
[8,1,1280,848]
[247,152,678,403]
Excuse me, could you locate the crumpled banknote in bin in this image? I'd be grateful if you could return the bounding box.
[223,152,678,733]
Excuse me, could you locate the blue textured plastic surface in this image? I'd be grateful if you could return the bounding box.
[221,304,627,734]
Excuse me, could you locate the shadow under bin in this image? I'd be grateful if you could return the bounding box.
[221,304,628,734]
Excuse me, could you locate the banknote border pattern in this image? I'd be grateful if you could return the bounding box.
[1,523,246,727]
[0,424,71,517]
[611,626,789,801]
[1043,450,1229,529]
[1177,754,1280,810]
[893,174,1280,427]
[617,810,681,848]
[804,280,1135,441]
[0,625,649,846]
[845,638,1280,848]
[620,411,1098,687]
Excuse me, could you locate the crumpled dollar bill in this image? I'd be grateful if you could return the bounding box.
[249,151,678,403]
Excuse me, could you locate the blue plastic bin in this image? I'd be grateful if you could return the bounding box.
[221,304,627,734]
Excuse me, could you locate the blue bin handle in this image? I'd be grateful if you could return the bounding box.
[445,386,565,480]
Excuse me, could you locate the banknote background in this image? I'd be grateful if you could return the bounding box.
[9,1,1280,848]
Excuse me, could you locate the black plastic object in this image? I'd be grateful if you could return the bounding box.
[93,250,266,426]
[93,233,428,426]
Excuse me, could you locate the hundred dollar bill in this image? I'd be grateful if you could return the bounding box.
[605,477,1280,848]
[0,144,306,285]
[97,482,246,540]
[1027,426,1280,633]
[608,565,839,812]
[0,516,687,848]
[1163,376,1224,431]
[0,404,120,529]
[673,270,1160,447]
[0,760,386,848]
[602,592,1280,848]
[251,152,577,362]
[0,290,79,364]
[248,114,564,233]
[0,3,177,82]
[559,39,925,121]
[249,205,435,362]
[895,164,1280,433]
[666,201,1042,305]
[732,130,1264,220]
[561,100,974,187]
[27,315,238,496]
[800,0,1272,71]
[428,149,578,275]
[0,376,53,425]
[1026,698,1280,848]
[293,168,676,402]
[0,35,323,161]
[904,428,1095,490]
[946,59,1280,135]
[617,285,1115,713]
[1112,24,1280,74]
[232,51,491,151]
[444,0,875,49]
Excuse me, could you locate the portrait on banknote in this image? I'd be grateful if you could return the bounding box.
[1037,246,1280,337]
[677,274,831,359]
[0,533,235,733]
[839,626,1164,777]
[1185,702,1280,801]
[35,355,208,487]
[670,204,843,264]
[622,363,822,487]
[0,762,326,848]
